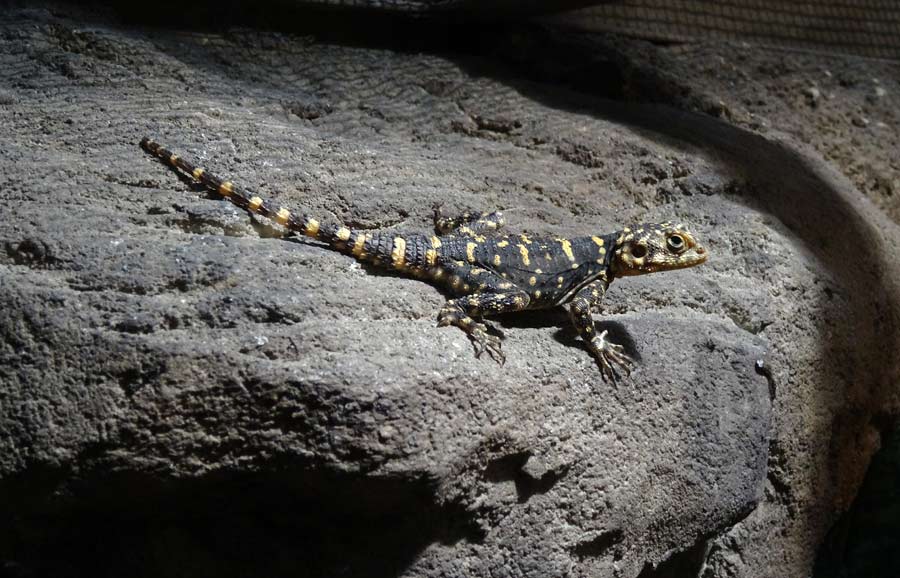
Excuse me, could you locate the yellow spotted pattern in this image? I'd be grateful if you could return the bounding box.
[560,239,575,262]
[518,244,530,266]
[352,234,367,257]
[466,242,477,263]
[392,237,407,268]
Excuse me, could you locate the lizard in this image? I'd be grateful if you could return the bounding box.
[140,138,708,380]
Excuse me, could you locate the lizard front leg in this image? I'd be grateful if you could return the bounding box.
[568,279,634,381]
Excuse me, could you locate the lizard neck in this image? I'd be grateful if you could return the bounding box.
[569,233,618,285]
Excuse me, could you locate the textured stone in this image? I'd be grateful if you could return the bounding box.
[0,3,897,578]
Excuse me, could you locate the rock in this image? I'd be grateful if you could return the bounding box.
[0,3,898,578]
[803,86,821,107]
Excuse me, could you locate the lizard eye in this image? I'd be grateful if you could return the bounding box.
[667,234,685,252]
[631,244,647,258]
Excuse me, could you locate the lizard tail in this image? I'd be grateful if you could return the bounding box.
[141,137,328,239]
[139,138,432,271]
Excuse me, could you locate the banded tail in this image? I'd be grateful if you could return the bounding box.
[140,138,435,272]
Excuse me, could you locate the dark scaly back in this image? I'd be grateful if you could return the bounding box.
[543,233,617,305]
[140,138,438,275]
[431,231,618,308]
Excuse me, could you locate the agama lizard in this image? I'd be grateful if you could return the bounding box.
[141,138,708,380]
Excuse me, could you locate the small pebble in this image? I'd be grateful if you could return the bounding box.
[803,87,820,106]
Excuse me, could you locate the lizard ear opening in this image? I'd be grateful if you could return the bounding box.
[631,244,647,258]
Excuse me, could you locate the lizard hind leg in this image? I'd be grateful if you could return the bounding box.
[433,206,505,236]
[437,289,530,365]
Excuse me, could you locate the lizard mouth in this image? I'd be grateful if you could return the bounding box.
[656,245,708,272]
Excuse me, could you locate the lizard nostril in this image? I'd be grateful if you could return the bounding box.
[696,246,706,255]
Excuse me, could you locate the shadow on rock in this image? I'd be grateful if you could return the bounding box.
[1,465,478,578]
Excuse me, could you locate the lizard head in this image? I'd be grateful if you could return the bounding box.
[612,222,708,277]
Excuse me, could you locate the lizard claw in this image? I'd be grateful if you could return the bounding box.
[437,311,506,365]
[471,326,506,365]
[588,330,634,382]
[432,203,451,234]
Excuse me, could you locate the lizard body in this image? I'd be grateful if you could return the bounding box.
[141,138,708,379]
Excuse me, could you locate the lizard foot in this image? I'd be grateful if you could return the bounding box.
[588,330,634,382]
[437,311,506,365]
[470,326,506,365]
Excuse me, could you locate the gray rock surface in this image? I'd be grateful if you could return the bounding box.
[0,3,897,578]
[584,34,900,225]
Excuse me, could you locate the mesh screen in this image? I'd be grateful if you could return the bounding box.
[549,0,900,60]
